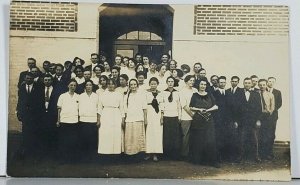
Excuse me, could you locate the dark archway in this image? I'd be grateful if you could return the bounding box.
[99,4,174,63]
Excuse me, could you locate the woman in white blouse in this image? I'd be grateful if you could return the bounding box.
[78,80,99,160]
[97,79,125,154]
[124,79,147,158]
[57,79,79,163]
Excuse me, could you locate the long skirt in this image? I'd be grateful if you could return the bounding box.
[163,116,181,159]
[189,119,218,166]
[79,122,98,157]
[98,107,122,154]
[146,106,163,153]
[124,121,146,155]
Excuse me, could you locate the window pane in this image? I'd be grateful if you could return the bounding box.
[151,33,162,40]
[127,31,138,40]
[139,31,151,40]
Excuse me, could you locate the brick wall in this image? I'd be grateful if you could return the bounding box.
[194,5,289,36]
[10,1,78,32]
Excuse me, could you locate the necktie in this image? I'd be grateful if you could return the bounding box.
[151,92,159,113]
[168,90,173,102]
[46,87,50,102]
[27,85,30,93]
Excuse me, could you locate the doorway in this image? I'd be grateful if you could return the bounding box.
[99,4,174,64]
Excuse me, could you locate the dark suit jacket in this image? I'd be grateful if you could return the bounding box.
[40,86,60,127]
[18,71,28,89]
[226,87,244,122]
[214,89,231,126]
[271,88,282,120]
[239,89,262,128]
[17,83,43,124]
[53,74,70,95]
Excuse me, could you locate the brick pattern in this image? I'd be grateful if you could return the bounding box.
[10,1,78,32]
[194,5,289,36]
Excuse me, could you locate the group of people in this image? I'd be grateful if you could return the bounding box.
[16,52,282,168]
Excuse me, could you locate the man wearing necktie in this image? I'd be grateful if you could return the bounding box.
[40,74,60,158]
[16,72,43,159]
[237,77,262,162]
[258,79,275,160]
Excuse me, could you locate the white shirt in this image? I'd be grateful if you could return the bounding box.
[245,91,250,101]
[45,86,53,110]
[101,71,111,77]
[179,87,197,120]
[26,84,33,93]
[230,86,237,94]
[78,92,98,122]
[57,92,79,123]
[124,90,147,122]
[75,76,85,85]
[161,89,181,118]
[98,90,125,117]
[91,77,99,85]
[219,88,226,95]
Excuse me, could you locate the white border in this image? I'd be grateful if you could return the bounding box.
[1,0,299,178]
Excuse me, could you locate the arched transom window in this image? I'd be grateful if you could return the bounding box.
[117,31,163,41]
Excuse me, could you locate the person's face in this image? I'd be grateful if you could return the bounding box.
[150,63,157,71]
[172,70,178,78]
[231,78,239,88]
[49,65,56,74]
[68,82,77,92]
[91,55,98,64]
[211,76,218,87]
[75,68,83,78]
[129,80,138,91]
[160,66,166,75]
[28,59,36,69]
[137,75,145,84]
[115,56,122,65]
[244,80,252,90]
[111,69,119,78]
[128,60,135,68]
[107,81,116,91]
[85,82,93,93]
[56,66,63,76]
[135,55,142,62]
[149,80,158,91]
[258,81,267,91]
[31,68,39,77]
[119,77,127,87]
[251,77,258,87]
[103,62,110,70]
[43,62,50,71]
[267,78,276,88]
[199,70,206,77]
[100,55,106,62]
[161,55,169,63]
[218,79,226,89]
[187,77,195,87]
[123,58,129,66]
[169,61,176,70]
[75,59,82,66]
[25,74,34,85]
[143,57,149,65]
[43,77,53,87]
[137,65,144,72]
[94,67,102,76]
[167,78,174,88]
[64,62,71,70]
[199,81,207,92]
[194,64,202,74]
[100,78,107,87]
[83,71,91,80]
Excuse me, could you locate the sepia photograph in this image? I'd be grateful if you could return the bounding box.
[7,0,291,181]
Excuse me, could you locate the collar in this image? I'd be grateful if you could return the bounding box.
[164,88,177,92]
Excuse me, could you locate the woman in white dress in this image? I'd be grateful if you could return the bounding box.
[145,77,164,161]
[97,79,125,154]
[101,61,111,77]
[124,79,147,157]
[156,64,169,91]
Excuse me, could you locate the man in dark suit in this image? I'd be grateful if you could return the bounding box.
[213,76,233,161]
[209,75,219,94]
[85,53,99,73]
[237,77,262,162]
[250,75,260,92]
[16,72,43,158]
[31,66,44,88]
[17,58,37,89]
[266,77,282,159]
[53,64,69,94]
[39,74,61,158]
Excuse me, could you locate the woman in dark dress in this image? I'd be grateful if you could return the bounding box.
[189,79,220,168]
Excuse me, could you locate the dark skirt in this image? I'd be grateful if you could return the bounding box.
[58,122,80,162]
[78,122,98,157]
[163,116,181,159]
[189,118,218,166]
